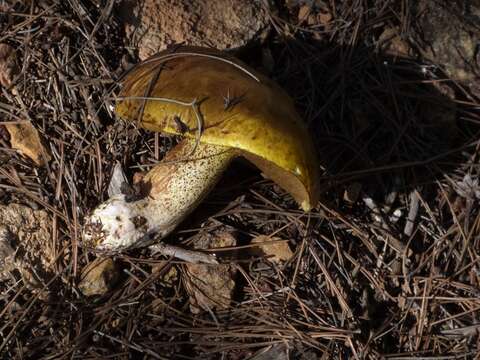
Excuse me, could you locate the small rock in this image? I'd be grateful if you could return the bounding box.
[132,171,145,185]
[107,162,129,197]
[251,235,294,263]
[416,0,480,90]
[78,258,120,296]
[119,0,269,60]
[6,122,52,167]
[0,204,54,288]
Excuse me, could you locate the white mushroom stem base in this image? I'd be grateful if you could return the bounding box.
[83,139,235,252]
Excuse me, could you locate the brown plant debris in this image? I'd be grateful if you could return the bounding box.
[416,0,480,87]
[249,343,289,360]
[183,229,237,314]
[0,43,16,88]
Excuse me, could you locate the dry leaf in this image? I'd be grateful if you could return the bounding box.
[0,44,50,166]
[251,235,294,263]
[5,122,51,166]
[78,258,120,296]
[183,230,237,314]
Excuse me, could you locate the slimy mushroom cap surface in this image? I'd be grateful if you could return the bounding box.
[116,46,320,210]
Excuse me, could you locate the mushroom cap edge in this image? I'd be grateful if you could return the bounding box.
[115,46,320,211]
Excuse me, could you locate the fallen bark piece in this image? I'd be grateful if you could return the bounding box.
[0,204,54,288]
[78,258,120,296]
[416,0,480,92]
[183,230,237,314]
[5,122,51,166]
[251,235,294,263]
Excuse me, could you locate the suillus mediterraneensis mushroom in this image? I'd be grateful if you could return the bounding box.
[83,46,319,252]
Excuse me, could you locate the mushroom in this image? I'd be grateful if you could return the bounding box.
[83,46,319,251]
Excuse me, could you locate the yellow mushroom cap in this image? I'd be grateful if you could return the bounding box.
[115,47,320,211]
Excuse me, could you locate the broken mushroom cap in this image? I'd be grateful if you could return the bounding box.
[116,46,320,211]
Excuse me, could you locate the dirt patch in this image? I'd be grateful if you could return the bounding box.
[0,204,53,289]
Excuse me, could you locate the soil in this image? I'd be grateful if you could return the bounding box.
[0,204,53,289]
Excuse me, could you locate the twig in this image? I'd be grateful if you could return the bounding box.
[149,242,218,264]
[404,190,419,237]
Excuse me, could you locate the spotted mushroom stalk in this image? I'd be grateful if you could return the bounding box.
[83,47,320,252]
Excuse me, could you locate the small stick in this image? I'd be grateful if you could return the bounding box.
[404,190,419,237]
[148,242,218,264]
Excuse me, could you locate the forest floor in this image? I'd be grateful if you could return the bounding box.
[1,1,480,359]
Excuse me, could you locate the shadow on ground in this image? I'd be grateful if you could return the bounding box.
[259,40,474,198]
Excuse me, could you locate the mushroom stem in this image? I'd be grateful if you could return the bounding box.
[83,139,235,251]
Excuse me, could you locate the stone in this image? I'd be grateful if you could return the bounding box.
[119,0,269,60]
[416,0,480,91]
[0,204,53,289]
